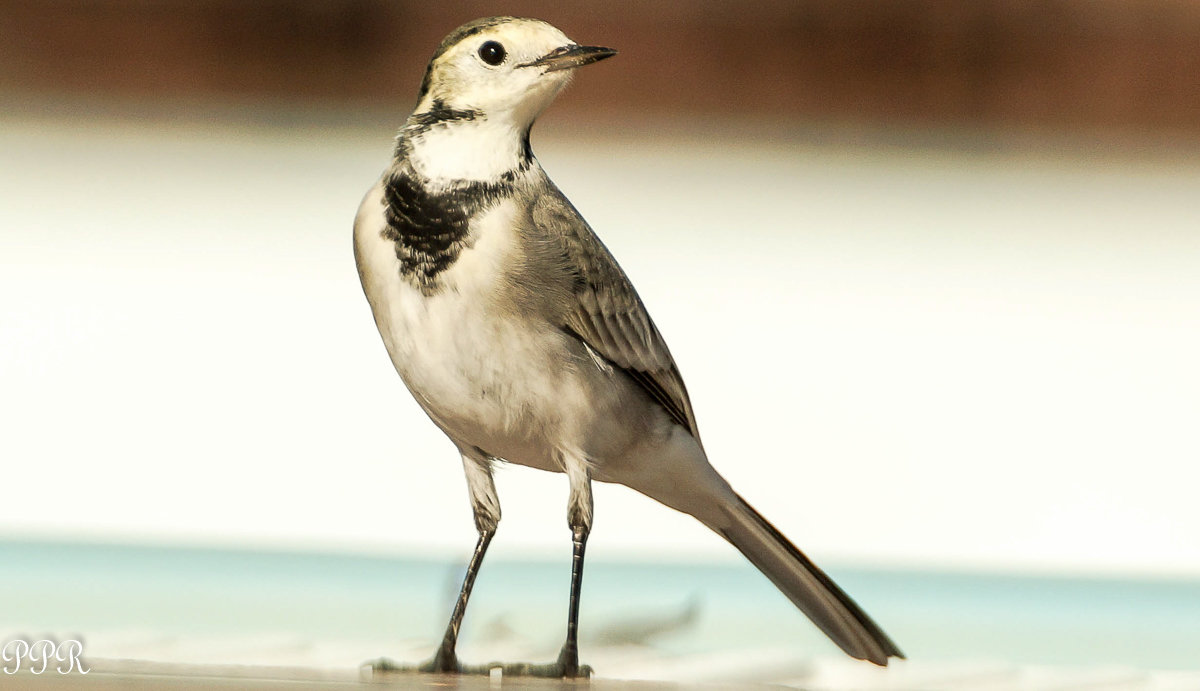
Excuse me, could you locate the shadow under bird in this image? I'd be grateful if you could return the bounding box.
[354,16,904,678]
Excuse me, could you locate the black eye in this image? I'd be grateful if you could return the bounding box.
[478,41,506,66]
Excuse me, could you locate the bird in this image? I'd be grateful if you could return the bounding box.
[353,16,904,678]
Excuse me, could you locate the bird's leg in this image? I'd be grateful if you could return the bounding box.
[557,521,590,677]
[493,518,591,679]
[489,465,594,679]
[422,526,494,673]
[423,452,502,673]
[373,451,499,676]
[372,525,495,676]
[385,457,595,680]
[556,460,592,677]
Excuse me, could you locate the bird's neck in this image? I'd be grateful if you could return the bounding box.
[398,106,533,185]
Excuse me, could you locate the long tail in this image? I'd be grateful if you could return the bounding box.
[712,492,905,666]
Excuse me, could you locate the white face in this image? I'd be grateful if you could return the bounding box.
[419,19,578,127]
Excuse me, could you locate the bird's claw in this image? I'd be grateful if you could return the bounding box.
[490,660,593,679]
[366,655,592,680]
[417,646,460,674]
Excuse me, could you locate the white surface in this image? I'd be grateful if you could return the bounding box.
[2,111,1199,576]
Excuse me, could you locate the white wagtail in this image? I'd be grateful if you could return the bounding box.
[354,16,904,677]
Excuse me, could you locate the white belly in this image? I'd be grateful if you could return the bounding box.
[353,180,588,470]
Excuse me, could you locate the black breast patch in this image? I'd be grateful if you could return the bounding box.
[380,169,518,295]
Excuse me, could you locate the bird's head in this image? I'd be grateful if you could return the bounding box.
[412,17,616,130]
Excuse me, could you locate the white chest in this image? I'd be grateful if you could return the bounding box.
[354,182,575,457]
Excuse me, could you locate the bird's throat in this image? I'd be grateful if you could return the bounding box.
[403,112,531,185]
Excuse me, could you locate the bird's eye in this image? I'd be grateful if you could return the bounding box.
[478,41,506,66]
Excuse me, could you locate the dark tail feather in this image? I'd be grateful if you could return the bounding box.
[716,493,904,665]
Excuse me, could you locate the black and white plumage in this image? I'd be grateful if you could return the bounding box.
[354,16,903,677]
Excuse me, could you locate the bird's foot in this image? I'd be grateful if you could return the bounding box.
[366,647,491,676]
[365,649,592,680]
[415,645,463,674]
[487,659,593,679]
[488,643,591,679]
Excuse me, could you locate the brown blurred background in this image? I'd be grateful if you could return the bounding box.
[3,0,1200,137]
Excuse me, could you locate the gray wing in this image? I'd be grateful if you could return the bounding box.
[531,189,701,441]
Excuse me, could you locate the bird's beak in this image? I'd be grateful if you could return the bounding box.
[520,44,617,73]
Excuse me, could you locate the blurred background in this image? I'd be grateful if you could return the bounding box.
[2,1,1199,687]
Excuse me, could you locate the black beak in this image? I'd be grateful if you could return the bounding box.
[519,44,617,73]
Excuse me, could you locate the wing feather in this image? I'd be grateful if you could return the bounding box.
[531,188,701,440]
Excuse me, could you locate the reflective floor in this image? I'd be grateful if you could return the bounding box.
[3,540,1200,689]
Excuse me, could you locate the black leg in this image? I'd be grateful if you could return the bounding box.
[371,460,593,680]
[487,521,592,679]
[421,528,495,673]
[557,523,589,676]
[485,465,593,679]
